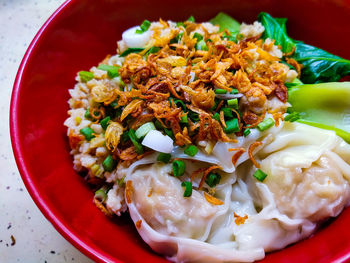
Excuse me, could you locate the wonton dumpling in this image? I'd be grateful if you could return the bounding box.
[126,163,266,263]
[128,163,220,240]
[255,122,350,221]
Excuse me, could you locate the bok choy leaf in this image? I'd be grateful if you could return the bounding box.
[293,42,350,83]
[258,12,350,84]
[288,82,350,143]
[258,12,295,53]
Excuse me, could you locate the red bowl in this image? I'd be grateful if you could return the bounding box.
[10,0,350,262]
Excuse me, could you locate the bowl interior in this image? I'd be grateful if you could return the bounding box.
[11,0,350,262]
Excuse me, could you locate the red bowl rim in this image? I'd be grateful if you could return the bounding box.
[9,0,115,262]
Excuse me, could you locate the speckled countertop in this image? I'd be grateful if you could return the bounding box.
[0,1,93,262]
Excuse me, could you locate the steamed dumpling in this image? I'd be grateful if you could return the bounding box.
[255,122,350,221]
[128,163,219,240]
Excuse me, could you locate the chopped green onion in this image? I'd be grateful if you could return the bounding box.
[176,22,184,27]
[196,40,208,51]
[94,187,108,202]
[164,128,174,140]
[135,122,156,139]
[184,145,198,157]
[222,33,238,42]
[128,129,144,154]
[222,107,234,119]
[187,16,195,22]
[100,116,110,130]
[180,114,188,124]
[102,155,117,172]
[230,88,238,94]
[91,164,103,177]
[80,127,95,141]
[173,160,186,177]
[170,32,183,44]
[215,89,227,94]
[97,64,120,78]
[109,99,118,108]
[181,181,192,197]
[140,20,151,32]
[257,118,275,131]
[227,98,238,109]
[193,32,203,42]
[243,128,251,137]
[205,173,221,187]
[154,120,164,129]
[157,153,171,163]
[121,130,129,142]
[146,46,161,55]
[78,71,94,82]
[84,109,92,119]
[224,118,240,134]
[188,111,199,122]
[253,169,268,182]
[120,48,144,57]
[284,112,300,122]
[212,112,220,122]
[174,99,187,110]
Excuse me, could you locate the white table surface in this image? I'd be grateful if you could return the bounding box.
[0,0,94,262]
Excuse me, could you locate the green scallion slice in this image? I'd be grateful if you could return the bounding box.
[193,32,203,42]
[173,160,186,177]
[184,145,198,157]
[188,111,199,122]
[164,128,174,140]
[109,99,118,108]
[102,155,117,172]
[187,16,195,22]
[174,99,187,110]
[80,127,95,141]
[128,129,144,154]
[224,118,240,134]
[181,181,192,197]
[196,40,208,51]
[78,71,94,82]
[176,22,184,27]
[146,46,161,55]
[84,109,92,119]
[157,153,171,163]
[135,122,156,139]
[97,64,120,78]
[227,98,238,109]
[257,118,275,131]
[94,187,108,202]
[154,120,164,129]
[253,169,268,182]
[100,116,110,130]
[230,88,239,94]
[243,128,251,137]
[180,114,188,124]
[121,130,129,142]
[120,48,144,57]
[215,89,227,94]
[284,112,300,122]
[140,20,151,32]
[205,173,221,188]
[170,32,183,44]
[222,107,234,119]
[212,112,220,122]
